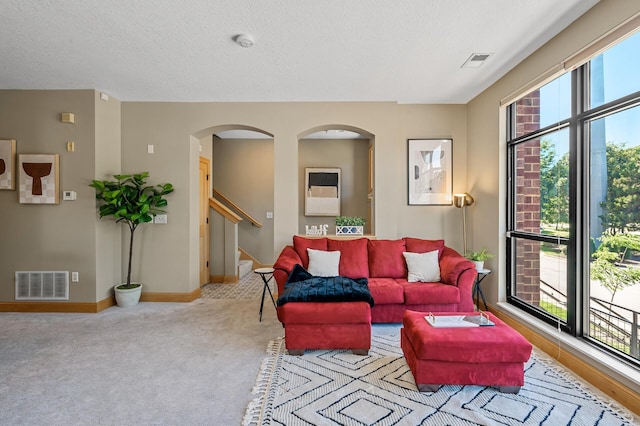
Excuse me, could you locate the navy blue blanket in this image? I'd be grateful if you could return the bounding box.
[276,264,374,307]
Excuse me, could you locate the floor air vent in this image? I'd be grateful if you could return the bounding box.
[15,271,69,300]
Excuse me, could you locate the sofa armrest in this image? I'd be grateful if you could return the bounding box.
[273,245,303,294]
[439,246,477,312]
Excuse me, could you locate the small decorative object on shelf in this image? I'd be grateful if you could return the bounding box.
[336,226,364,235]
[465,248,493,270]
[335,216,366,235]
[305,224,328,236]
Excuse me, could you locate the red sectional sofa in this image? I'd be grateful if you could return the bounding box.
[274,236,477,323]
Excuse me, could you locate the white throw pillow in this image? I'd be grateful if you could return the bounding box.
[403,250,440,282]
[307,248,340,277]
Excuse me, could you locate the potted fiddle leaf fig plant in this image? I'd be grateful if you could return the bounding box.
[90,172,174,307]
[466,248,493,270]
[335,216,366,235]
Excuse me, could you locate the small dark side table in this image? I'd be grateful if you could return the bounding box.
[254,267,277,321]
[473,268,491,311]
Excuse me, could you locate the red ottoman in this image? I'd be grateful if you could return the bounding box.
[401,310,532,393]
[277,301,371,355]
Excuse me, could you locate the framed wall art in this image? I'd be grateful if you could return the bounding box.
[18,154,60,204]
[408,138,452,205]
[0,139,16,190]
[304,167,341,216]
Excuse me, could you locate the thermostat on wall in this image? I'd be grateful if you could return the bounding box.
[63,190,77,201]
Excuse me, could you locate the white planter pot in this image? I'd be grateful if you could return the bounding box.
[114,283,142,307]
[472,260,484,271]
[336,225,363,235]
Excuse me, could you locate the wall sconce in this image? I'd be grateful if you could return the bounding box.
[453,193,475,255]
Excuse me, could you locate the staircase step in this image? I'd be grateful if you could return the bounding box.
[238,259,253,279]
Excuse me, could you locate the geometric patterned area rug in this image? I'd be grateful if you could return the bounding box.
[200,272,266,299]
[244,329,637,426]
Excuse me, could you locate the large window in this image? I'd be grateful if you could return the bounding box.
[506,30,640,364]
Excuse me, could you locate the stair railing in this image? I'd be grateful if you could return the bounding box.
[209,197,242,223]
[213,189,263,228]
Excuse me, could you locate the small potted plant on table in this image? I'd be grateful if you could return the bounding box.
[90,172,174,307]
[466,249,493,270]
[335,216,366,235]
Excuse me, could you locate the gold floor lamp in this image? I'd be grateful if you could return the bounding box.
[453,193,475,255]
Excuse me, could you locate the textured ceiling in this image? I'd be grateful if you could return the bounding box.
[0,0,598,103]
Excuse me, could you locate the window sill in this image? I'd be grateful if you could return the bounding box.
[496,302,640,391]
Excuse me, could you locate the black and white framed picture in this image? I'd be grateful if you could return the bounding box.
[408,139,452,205]
[304,167,341,216]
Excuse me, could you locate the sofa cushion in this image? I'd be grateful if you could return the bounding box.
[367,278,405,304]
[368,239,407,278]
[293,236,327,268]
[327,238,369,278]
[399,279,460,305]
[404,237,445,258]
[307,248,340,277]
[403,250,440,282]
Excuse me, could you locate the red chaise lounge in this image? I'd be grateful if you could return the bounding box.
[273,236,477,354]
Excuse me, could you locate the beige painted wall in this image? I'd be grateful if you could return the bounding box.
[213,137,274,264]
[1,1,634,306]
[0,90,99,302]
[466,0,640,307]
[397,104,468,245]
[299,138,369,235]
[120,102,468,294]
[94,91,122,300]
[0,99,468,298]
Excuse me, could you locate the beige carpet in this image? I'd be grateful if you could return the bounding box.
[0,277,282,425]
[3,274,636,425]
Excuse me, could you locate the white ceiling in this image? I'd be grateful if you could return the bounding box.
[0,0,598,103]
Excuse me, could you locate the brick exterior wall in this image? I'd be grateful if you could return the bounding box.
[514,91,541,305]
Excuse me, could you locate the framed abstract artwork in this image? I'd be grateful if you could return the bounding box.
[304,167,341,216]
[18,154,60,204]
[408,138,452,205]
[0,139,16,190]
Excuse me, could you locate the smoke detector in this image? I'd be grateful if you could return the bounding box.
[235,34,254,48]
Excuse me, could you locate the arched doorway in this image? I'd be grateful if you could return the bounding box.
[194,125,274,284]
[297,125,375,236]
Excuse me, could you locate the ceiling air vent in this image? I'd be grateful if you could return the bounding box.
[15,271,69,300]
[461,53,492,68]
